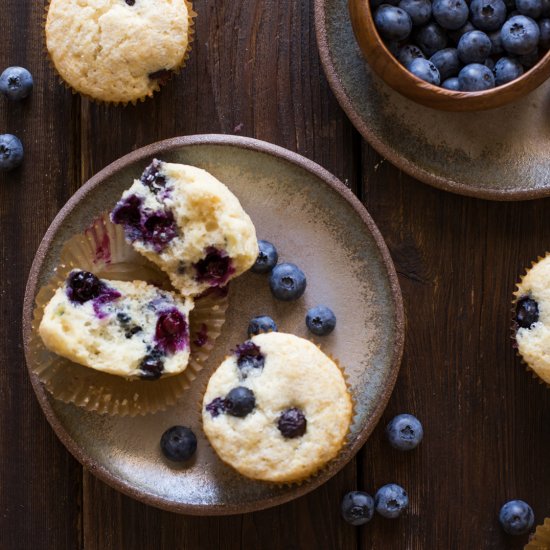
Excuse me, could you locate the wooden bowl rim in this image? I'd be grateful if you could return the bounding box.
[22,134,405,515]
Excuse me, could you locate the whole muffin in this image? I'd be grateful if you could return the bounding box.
[514,255,550,384]
[202,332,352,483]
[39,270,194,380]
[45,0,193,103]
[111,159,258,297]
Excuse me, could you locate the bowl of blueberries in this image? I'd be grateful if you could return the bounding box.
[349,0,550,110]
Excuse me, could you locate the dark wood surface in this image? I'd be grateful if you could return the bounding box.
[1,1,549,549]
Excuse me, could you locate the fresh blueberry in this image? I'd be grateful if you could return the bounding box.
[517,47,539,68]
[414,22,449,56]
[539,18,550,47]
[225,386,256,417]
[499,500,535,535]
[458,62,496,89]
[517,0,543,18]
[501,15,540,55]
[484,57,496,70]
[386,414,424,451]
[0,67,33,101]
[235,341,265,377]
[160,426,197,462]
[374,5,413,41]
[375,484,409,519]
[251,240,278,273]
[398,0,432,25]
[494,57,523,83]
[341,491,375,526]
[66,270,103,304]
[430,48,461,80]
[306,306,337,336]
[449,21,476,44]
[442,76,461,89]
[542,0,550,16]
[409,57,441,84]
[488,30,504,56]
[458,31,492,63]
[269,263,307,301]
[470,0,507,31]
[515,296,539,328]
[432,0,469,30]
[248,315,278,337]
[397,44,426,67]
[0,134,24,172]
[277,408,307,438]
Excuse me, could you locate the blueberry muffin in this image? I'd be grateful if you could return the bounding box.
[514,255,550,384]
[39,270,194,380]
[45,0,192,104]
[111,159,258,297]
[202,332,352,483]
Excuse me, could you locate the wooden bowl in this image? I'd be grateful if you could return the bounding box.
[349,0,550,111]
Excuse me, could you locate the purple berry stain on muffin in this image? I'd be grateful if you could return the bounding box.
[155,309,188,354]
[234,341,265,378]
[206,397,227,417]
[515,296,539,328]
[277,408,307,438]
[194,247,236,287]
[193,323,209,347]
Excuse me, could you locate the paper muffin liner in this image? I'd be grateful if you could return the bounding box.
[28,211,227,417]
[198,340,356,487]
[525,518,550,549]
[43,0,196,106]
[511,253,550,388]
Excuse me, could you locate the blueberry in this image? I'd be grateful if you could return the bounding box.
[194,247,235,286]
[155,309,188,354]
[251,240,278,273]
[375,484,409,518]
[386,414,424,451]
[374,5,413,41]
[430,48,461,80]
[269,263,307,301]
[488,30,504,56]
[0,67,33,101]
[484,57,496,70]
[397,44,426,67]
[433,0,469,30]
[205,397,227,417]
[248,315,278,337]
[517,0,543,18]
[140,350,165,380]
[458,31,492,63]
[341,491,375,526]
[414,22,449,56]
[117,312,131,324]
[515,296,539,328]
[160,426,197,462]
[277,408,307,438]
[539,18,550,46]
[458,62,496,89]
[542,0,550,16]
[442,76,461,89]
[449,21,476,44]
[409,57,441,83]
[494,57,524,84]
[235,341,265,377]
[517,47,540,67]
[0,134,24,172]
[125,0,136,5]
[140,159,166,194]
[306,306,337,336]
[499,500,535,535]
[501,16,540,55]
[398,0,432,25]
[66,270,103,304]
[470,0,507,31]
[225,386,256,417]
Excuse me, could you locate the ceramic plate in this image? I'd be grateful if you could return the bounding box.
[315,0,550,200]
[23,135,404,515]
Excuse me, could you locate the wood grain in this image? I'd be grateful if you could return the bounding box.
[2,0,550,548]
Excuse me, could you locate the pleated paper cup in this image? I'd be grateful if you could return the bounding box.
[526,518,550,549]
[29,212,227,417]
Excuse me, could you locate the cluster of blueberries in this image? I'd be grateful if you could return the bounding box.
[372,0,550,90]
[341,414,535,536]
[0,66,33,172]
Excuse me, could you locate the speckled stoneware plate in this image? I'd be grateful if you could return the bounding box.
[23,135,404,515]
[315,0,550,200]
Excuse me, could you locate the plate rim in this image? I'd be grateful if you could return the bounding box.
[22,134,405,515]
[313,0,550,201]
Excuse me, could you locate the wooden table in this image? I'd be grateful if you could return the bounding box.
[2,1,550,548]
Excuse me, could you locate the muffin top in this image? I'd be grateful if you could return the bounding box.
[45,0,191,103]
[39,270,194,379]
[514,255,550,383]
[202,332,352,483]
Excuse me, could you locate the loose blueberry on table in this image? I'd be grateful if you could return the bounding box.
[375,484,409,518]
[498,500,535,535]
[251,240,278,273]
[247,315,278,337]
[0,66,33,101]
[160,426,197,462]
[305,306,337,336]
[269,262,307,301]
[0,134,24,172]
[386,413,424,450]
[341,491,375,526]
